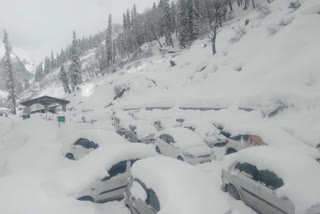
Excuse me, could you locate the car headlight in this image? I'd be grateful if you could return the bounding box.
[184,152,195,159]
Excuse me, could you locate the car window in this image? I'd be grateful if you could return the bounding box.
[235,162,259,181]
[129,159,139,168]
[231,135,249,142]
[108,160,127,177]
[258,170,284,190]
[74,138,99,149]
[159,134,175,144]
[148,189,160,212]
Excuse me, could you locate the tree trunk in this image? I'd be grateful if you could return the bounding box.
[152,28,163,48]
[252,0,256,8]
[211,30,217,55]
[228,1,233,11]
[244,0,249,9]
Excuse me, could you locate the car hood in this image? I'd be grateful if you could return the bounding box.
[183,145,211,156]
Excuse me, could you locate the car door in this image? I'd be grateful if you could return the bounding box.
[130,180,156,214]
[254,170,293,214]
[232,163,262,209]
[95,160,130,203]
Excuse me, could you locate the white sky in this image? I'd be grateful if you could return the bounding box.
[0,0,154,62]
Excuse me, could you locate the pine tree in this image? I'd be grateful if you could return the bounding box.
[178,0,190,48]
[161,0,174,47]
[59,65,71,94]
[44,57,51,74]
[2,30,16,115]
[186,0,199,41]
[50,51,55,68]
[70,31,82,91]
[170,1,178,34]
[106,14,113,65]
[35,63,44,82]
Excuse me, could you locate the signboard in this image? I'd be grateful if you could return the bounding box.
[57,116,66,128]
[57,116,66,123]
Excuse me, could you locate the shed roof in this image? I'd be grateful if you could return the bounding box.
[20,96,70,106]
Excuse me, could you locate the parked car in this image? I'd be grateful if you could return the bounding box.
[125,156,230,214]
[222,147,320,214]
[225,134,266,155]
[183,120,229,148]
[65,138,99,160]
[154,128,215,165]
[77,144,156,203]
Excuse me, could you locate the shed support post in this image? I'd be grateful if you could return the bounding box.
[24,106,31,114]
[62,104,67,112]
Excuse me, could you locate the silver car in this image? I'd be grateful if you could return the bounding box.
[222,161,295,214]
[78,159,139,203]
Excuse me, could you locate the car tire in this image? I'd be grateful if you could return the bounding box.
[227,184,241,200]
[177,156,184,161]
[155,146,161,154]
[226,148,237,155]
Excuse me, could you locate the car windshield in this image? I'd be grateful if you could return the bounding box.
[231,135,249,142]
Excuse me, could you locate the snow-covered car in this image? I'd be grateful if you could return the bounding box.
[125,156,231,214]
[183,120,228,148]
[154,128,215,165]
[222,147,320,214]
[225,134,265,155]
[77,144,156,203]
[65,138,99,160]
[317,143,320,151]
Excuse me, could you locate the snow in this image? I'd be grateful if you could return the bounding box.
[1,0,320,213]
[223,146,320,213]
[131,156,231,214]
[0,116,154,214]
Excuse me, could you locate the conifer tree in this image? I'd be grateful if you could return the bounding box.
[178,0,189,48]
[161,0,174,47]
[35,63,44,82]
[59,65,71,94]
[106,14,113,65]
[70,31,82,91]
[2,30,16,114]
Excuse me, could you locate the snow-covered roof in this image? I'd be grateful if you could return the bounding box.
[131,156,230,214]
[157,127,207,147]
[223,146,320,213]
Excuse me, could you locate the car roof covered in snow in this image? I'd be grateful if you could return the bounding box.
[223,146,320,213]
[131,156,230,214]
[156,127,207,147]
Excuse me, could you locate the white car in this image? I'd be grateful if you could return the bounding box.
[154,128,215,165]
[222,146,320,214]
[125,156,231,214]
[77,144,156,203]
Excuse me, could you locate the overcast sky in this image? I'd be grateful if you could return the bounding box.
[0,0,153,62]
